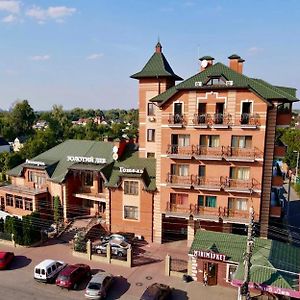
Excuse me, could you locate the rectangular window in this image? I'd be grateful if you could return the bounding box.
[198,195,204,206]
[230,167,250,180]
[200,135,220,147]
[171,164,189,176]
[231,136,252,148]
[5,194,13,206]
[15,196,23,209]
[84,172,93,186]
[170,193,188,205]
[205,196,217,207]
[28,171,46,187]
[24,198,33,211]
[124,181,139,195]
[147,152,155,158]
[147,103,155,116]
[228,198,248,211]
[199,165,205,177]
[174,103,183,115]
[147,129,155,142]
[124,206,138,220]
[226,264,238,282]
[178,135,190,147]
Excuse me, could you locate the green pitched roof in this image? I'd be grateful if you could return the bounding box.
[131,51,182,80]
[190,230,300,291]
[150,62,298,105]
[105,150,156,192]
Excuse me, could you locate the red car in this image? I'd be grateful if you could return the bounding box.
[56,263,91,290]
[0,251,14,269]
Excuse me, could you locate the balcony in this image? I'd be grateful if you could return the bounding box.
[225,147,263,162]
[212,113,232,128]
[166,174,192,189]
[192,205,220,221]
[192,113,210,128]
[192,176,222,191]
[270,206,282,218]
[276,110,292,127]
[193,145,224,161]
[168,114,186,128]
[166,144,193,159]
[221,207,259,223]
[240,113,260,129]
[222,177,261,194]
[73,187,106,202]
[165,201,192,218]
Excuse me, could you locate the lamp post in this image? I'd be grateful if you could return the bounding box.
[293,150,299,182]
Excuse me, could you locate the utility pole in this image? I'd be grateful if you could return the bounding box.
[240,207,255,300]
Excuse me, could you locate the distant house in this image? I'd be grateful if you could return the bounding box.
[12,137,27,152]
[0,137,10,154]
[33,120,48,130]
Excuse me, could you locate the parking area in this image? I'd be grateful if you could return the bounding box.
[0,239,237,299]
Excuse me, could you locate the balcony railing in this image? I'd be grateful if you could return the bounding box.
[166,201,192,215]
[225,147,263,161]
[166,174,192,188]
[192,176,222,190]
[193,113,210,126]
[168,114,186,126]
[221,177,261,193]
[192,205,221,217]
[193,145,224,160]
[192,113,232,127]
[166,144,193,158]
[213,113,232,126]
[240,113,260,127]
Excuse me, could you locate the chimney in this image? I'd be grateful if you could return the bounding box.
[228,54,244,73]
[238,58,245,74]
[199,56,215,72]
[155,42,162,53]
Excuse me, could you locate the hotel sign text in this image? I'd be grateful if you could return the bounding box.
[193,250,226,262]
[67,156,107,164]
[119,167,143,174]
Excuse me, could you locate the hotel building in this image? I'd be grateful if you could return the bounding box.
[0,42,297,244]
[131,42,297,244]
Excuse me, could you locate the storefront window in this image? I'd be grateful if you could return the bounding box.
[226,264,238,282]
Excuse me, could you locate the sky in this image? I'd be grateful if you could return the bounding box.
[0,0,300,111]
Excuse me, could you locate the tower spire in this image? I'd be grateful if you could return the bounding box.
[155,40,162,53]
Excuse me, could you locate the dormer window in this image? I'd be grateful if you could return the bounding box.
[205,76,226,86]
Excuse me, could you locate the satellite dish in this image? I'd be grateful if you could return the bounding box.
[112,153,118,161]
[201,59,208,69]
[112,146,118,153]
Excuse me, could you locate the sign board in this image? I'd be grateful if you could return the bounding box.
[119,167,143,174]
[193,250,226,262]
[67,156,106,164]
[25,159,46,167]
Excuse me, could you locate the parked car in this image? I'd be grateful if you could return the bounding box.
[100,232,135,244]
[56,263,91,290]
[93,239,130,257]
[0,251,14,269]
[85,271,113,299]
[140,283,172,300]
[34,259,66,283]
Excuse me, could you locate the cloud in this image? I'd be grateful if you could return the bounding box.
[86,53,104,60]
[2,13,16,22]
[0,0,20,14]
[26,5,76,23]
[30,55,50,61]
[248,47,263,55]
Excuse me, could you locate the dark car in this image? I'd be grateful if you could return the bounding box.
[0,251,14,269]
[56,263,91,289]
[140,283,172,300]
[85,271,113,299]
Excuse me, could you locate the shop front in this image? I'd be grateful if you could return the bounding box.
[189,230,300,299]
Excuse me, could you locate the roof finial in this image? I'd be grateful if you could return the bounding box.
[155,37,162,53]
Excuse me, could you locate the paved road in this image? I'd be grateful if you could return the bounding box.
[0,240,237,300]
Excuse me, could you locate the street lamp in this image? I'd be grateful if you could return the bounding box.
[293,150,300,181]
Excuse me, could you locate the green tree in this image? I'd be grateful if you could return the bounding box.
[53,196,63,226]
[9,100,36,137]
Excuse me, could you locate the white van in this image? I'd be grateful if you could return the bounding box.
[34,259,66,283]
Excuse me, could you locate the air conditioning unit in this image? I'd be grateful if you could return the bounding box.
[226,80,233,86]
[148,116,156,122]
[195,81,203,87]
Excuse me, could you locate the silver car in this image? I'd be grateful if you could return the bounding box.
[94,239,130,257]
[85,272,113,299]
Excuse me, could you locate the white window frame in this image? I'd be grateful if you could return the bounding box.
[226,263,238,283]
[123,205,139,221]
[124,181,139,195]
[147,129,155,142]
[240,99,254,114]
[173,100,184,115]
